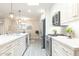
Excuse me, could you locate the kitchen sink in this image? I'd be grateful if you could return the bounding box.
[48,34,66,36]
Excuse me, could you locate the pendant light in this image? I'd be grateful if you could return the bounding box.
[18,10,21,23]
[9,1,14,18]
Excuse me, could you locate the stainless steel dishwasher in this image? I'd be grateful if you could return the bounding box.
[45,35,52,56]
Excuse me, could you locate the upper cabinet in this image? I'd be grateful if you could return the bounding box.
[61,3,78,24]
[77,3,79,17]
[72,3,77,18]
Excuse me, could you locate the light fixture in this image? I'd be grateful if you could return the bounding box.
[9,1,14,18]
[18,10,22,23]
[18,10,21,17]
[9,13,14,18]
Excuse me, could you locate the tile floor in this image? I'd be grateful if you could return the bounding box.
[24,39,46,56]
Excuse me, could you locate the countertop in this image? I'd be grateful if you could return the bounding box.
[0,33,28,46]
[49,35,79,50]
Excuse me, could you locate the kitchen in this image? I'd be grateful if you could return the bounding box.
[0,2,79,56]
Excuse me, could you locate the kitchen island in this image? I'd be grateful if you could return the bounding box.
[0,33,29,56]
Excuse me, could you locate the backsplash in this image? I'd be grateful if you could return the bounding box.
[49,26,62,34]
[64,20,79,38]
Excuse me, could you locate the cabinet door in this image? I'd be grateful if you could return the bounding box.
[53,40,65,56]
[13,40,20,56]
[60,44,74,56]
[13,36,27,56]
[72,3,77,18]
[52,39,74,56]
[61,4,77,24]
[19,36,27,55]
[0,42,16,56]
[77,3,79,17]
[61,4,72,23]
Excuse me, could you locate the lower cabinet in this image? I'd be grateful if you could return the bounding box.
[52,39,74,56]
[13,36,27,56]
[0,41,16,56]
[0,35,28,56]
[0,48,14,56]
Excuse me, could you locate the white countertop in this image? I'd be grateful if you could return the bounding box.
[50,36,79,49]
[0,33,28,46]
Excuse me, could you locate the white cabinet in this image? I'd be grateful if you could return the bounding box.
[17,36,26,56]
[0,34,29,56]
[0,41,15,56]
[13,36,27,56]
[72,4,77,17]
[52,39,74,56]
[13,35,29,56]
[61,4,78,24]
[0,48,14,56]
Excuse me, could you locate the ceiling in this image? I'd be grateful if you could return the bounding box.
[0,3,53,19]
